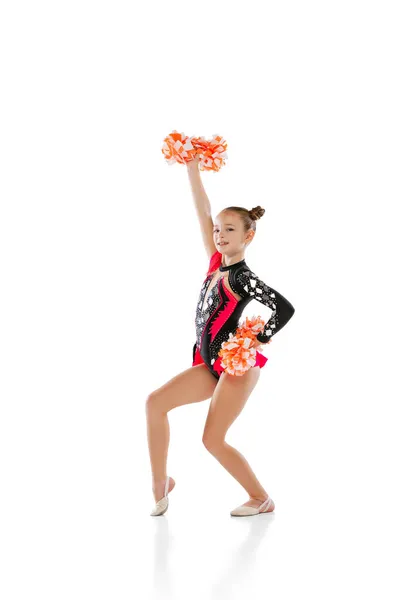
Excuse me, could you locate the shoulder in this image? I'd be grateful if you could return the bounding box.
[206,249,222,276]
[230,264,259,296]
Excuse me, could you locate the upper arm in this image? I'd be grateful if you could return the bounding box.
[234,269,295,340]
[235,269,293,315]
[197,212,218,260]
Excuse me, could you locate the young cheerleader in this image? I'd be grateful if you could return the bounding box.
[146,154,295,516]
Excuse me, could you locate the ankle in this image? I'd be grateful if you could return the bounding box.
[250,494,268,502]
[152,477,167,486]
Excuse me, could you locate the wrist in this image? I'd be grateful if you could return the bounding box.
[256,333,270,343]
[187,163,199,174]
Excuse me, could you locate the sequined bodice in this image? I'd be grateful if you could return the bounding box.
[192,249,295,379]
[195,273,222,348]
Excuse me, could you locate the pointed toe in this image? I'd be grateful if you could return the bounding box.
[230,505,259,517]
[230,496,274,517]
[150,496,169,516]
[150,476,171,516]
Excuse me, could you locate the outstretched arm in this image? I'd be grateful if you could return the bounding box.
[236,270,295,343]
[187,157,217,259]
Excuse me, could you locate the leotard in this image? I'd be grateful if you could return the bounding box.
[192,250,295,379]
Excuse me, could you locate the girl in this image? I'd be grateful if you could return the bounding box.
[146,155,295,517]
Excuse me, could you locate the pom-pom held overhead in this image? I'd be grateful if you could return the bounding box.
[218,315,269,376]
[196,134,228,172]
[162,131,228,172]
[161,131,198,166]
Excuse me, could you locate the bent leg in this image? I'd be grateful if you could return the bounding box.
[146,364,217,496]
[202,367,269,501]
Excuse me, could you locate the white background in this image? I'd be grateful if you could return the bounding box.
[1,1,399,599]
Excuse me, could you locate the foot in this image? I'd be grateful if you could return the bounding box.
[241,494,275,512]
[152,476,176,502]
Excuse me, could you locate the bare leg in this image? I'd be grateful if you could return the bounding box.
[205,442,274,510]
[202,367,275,510]
[208,441,269,500]
[145,364,218,501]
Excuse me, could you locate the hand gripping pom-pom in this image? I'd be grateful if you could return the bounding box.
[162,131,228,172]
[218,316,267,376]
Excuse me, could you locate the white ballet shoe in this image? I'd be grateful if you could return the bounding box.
[150,476,170,516]
[230,495,274,517]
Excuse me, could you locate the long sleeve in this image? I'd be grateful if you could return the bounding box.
[235,269,295,343]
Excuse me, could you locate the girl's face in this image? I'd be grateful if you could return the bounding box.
[213,212,254,254]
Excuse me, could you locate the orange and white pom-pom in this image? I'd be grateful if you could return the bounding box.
[236,315,266,341]
[217,316,267,377]
[193,134,228,172]
[161,131,199,165]
[162,131,228,172]
[218,333,257,377]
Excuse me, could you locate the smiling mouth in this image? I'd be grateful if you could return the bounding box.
[218,243,229,246]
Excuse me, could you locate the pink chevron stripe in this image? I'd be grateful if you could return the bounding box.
[209,279,238,342]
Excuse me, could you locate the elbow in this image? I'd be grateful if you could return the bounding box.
[283,302,295,322]
[287,299,295,319]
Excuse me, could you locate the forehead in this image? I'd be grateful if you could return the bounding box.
[215,212,240,225]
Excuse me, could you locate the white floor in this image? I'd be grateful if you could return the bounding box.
[141,477,398,600]
[2,382,399,600]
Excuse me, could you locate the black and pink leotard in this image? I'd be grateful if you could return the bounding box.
[192,250,295,379]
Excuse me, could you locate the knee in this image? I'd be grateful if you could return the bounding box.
[145,391,162,413]
[202,431,225,453]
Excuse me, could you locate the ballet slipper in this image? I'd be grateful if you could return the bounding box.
[230,495,274,517]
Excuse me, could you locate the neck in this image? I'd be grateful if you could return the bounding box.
[219,253,246,271]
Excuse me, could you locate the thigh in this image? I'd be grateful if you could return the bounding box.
[203,366,261,441]
[146,364,218,413]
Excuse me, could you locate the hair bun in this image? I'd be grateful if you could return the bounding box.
[248,206,265,221]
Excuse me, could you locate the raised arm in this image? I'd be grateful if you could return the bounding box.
[186,157,217,260]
